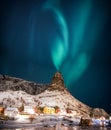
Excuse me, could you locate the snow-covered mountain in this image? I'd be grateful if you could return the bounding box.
[0,72,109,117]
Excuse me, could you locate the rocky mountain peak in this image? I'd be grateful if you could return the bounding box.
[48,71,67,91]
[51,71,63,83]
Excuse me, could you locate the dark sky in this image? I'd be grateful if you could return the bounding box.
[0,0,111,113]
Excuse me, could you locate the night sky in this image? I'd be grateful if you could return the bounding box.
[0,0,111,113]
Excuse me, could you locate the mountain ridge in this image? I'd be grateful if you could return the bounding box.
[0,72,109,118]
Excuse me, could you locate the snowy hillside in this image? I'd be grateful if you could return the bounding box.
[0,72,109,117]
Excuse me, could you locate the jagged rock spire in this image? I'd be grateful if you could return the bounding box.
[49,71,66,91]
[51,71,64,84]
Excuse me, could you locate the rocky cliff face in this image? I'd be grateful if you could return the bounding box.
[0,73,109,118]
[0,75,48,95]
[48,71,67,91]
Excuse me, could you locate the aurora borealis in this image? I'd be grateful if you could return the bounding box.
[0,0,111,113]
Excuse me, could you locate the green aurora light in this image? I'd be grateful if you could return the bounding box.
[43,0,109,87]
[43,0,68,70]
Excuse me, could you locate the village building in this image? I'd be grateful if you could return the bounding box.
[43,107,55,114]
[4,107,19,118]
[0,107,4,114]
[66,110,77,117]
[99,116,106,126]
[57,109,67,115]
[24,106,34,114]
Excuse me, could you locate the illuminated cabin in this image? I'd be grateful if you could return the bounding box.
[57,109,67,115]
[0,107,4,114]
[43,107,55,114]
[4,107,19,117]
[24,106,35,114]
